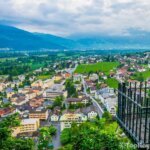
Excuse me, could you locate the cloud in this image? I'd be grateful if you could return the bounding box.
[0,0,150,36]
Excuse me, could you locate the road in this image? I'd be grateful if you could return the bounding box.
[81,76,104,117]
[52,122,61,150]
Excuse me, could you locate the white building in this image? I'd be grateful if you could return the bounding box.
[60,112,87,131]
[73,74,81,82]
[12,118,40,137]
[51,114,59,122]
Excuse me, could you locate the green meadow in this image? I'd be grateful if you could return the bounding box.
[132,70,150,81]
[75,62,119,74]
[105,78,119,89]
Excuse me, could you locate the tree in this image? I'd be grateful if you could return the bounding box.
[14,84,18,92]
[60,128,71,145]
[137,73,144,82]
[53,96,64,107]
[0,114,34,150]
[38,127,52,150]
[65,79,77,97]
[102,111,113,122]
[38,126,56,150]
[7,74,13,82]
[49,125,57,136]
[60,118,136,150]
[58,144,73,150]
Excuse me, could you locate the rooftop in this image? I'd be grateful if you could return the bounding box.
[21,118,39,125]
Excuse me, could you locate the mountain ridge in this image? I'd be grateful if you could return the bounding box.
[0,24,150,50]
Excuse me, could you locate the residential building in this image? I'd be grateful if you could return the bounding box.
[0,107,16,117]
[43,84,67,99]
[6,88,15,98]
[51,114,59,122]
[75,106,98,119]
[12,118,40,137]
[29,108,49,120]
[29,96,44,108]
[60,112,87,131]
[43,79,54,89]
[89,73,99,81]
[66,96,90,106]
[31,80,43,87]
[11,93,29,106]
[54,74,63,81]
[73,74,81,82]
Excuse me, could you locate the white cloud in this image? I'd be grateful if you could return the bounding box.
[0,0,150,36]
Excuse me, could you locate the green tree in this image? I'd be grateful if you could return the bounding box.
[7,74,13,82]
[38,126,56,150]
[53,96,64,107]
[65,79,78,97]
[60,118,136,150]
[0,114,35,150]
[49,125,57,136]
[60,128,71,145]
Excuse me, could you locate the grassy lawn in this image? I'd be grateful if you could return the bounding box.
[57,53,66,57]
[75,62,119,74]
[139,71,150,80]
[105,78,119,89]
[37,74,51,80]
[29,63,45,70]
[0,57,17,62]
[133,70,150,80]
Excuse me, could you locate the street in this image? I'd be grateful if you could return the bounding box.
[81,76,104,117]
[52,122,61,150]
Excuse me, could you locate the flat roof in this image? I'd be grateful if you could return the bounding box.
[21,118,39,125]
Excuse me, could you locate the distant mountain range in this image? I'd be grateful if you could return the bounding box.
[0,24,150,50]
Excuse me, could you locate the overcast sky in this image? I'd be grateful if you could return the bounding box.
[0,0,150,36]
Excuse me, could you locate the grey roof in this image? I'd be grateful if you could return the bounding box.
[75,105,98,115]
[6,88,13,93]
[2,98,9,104]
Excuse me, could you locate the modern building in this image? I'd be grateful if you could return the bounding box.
[43,84,67,99]
[75,106,98,119]
[51,114,59,122]
[0,107,16,117]
[66,96,90,106]
[29,108,49,120]
[29,95,44,108]
[60,112,87,131]
[12,118,40,137]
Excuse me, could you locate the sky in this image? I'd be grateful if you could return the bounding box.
[0,0,150,36]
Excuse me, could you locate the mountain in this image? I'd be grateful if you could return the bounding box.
[34,33,82,49]
[0,24,150,50]
[69,30,150,50]
[0,25,65,50]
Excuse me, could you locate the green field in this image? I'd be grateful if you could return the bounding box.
[105,78,119,89]
[0,57,17,62]
[29,63,45,70]
[57,53,66,57]
[133,70,150,81]
[75,62,119,74]
[37,74,51,80]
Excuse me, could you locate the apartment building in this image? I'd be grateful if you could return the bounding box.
[66,96,90,106]
[43,84,67,99]
[60,112,87,131]
[29,108,49,120]
[29,96,44,108]
[12,118,40,137]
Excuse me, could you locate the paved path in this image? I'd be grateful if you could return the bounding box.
[52,122,61,150]
[81,76,104,117]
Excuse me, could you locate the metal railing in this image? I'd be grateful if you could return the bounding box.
[117,82,150,149]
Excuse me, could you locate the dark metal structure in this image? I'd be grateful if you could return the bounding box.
[117,82,150,149]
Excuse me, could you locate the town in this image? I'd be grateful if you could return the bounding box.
[0,51,150,150]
